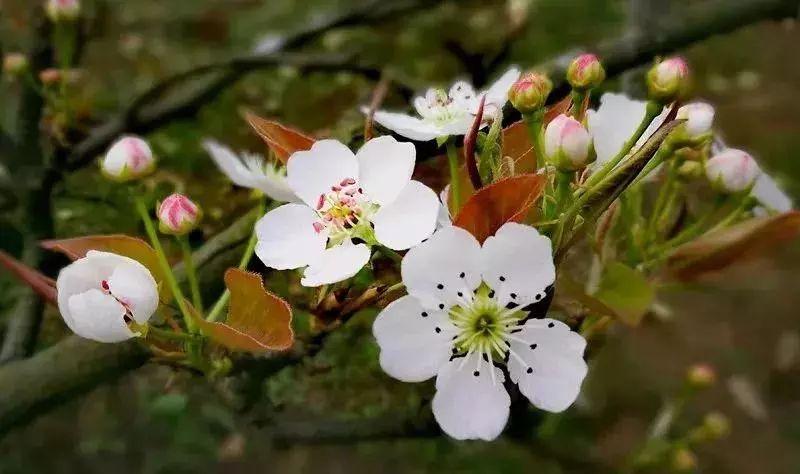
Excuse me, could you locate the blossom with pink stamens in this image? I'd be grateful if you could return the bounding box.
[255,136,440,287]
[157,193,202,236]
[101,136,156,182]
[56,251,158,343]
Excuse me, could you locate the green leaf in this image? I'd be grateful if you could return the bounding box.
[594,262,654,326]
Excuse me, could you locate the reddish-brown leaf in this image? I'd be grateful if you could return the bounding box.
[191,268,294,352]
[463,95,485,190]
[0,250,57,304]
[453,174,547,243]
[666,211,800,280]
[41,235,171,302]
[243,110,315,163]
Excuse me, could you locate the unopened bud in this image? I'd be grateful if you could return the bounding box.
[702,412,731,440]
[39,68,62,85]
[544,114,594,171]
[677,160,703,180]
[705,148,760,193]
[101,136,156,182]
[567,53,605,90]
[157,194,202,236]
[687,364,716,388]
[3,53,28,76]
[46,0,81,22]
[509,71,552,114]
[646,57,690,104]
[677,102,715,138]
[671,448,697,472]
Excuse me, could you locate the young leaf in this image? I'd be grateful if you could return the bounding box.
[555,273,617,320]
[463,95,486,190]
[41,235,172,302]
[666,211,800,280]
[191,268,294,352]
[453,174,547,243]
[243,110,315,164]
[0,250,57,304]
[594,262,654,326]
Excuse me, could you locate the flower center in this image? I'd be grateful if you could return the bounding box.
[418,88,471,126]
[312,177,376,245]
[100,279,135,324]
[449,285,524,362]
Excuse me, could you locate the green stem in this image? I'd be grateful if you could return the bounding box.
[570,90,586,122]
[656,195,727,252]
[147,326,197,344]
[445,139,462,212]
[206,199,264,323]
[133,196,196,332]
[646,156,679,241]
[379,246,403,263]
[178,236,203,313]
[579,101,662,195]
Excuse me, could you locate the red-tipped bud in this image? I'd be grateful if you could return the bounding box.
[705,149,760,193]
[157,194,202,236]
[101,136,156,182]
[39,68,62,85]
[702,412,731,440]
[46,0,81,22]
[544,114,594,171]
[646,57,690,104]
[508,71,552,114]
[3,53,27,76]
[687,364,716,388]
[566,53,605,90]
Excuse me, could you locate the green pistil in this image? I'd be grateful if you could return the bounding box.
[449,287,524,361]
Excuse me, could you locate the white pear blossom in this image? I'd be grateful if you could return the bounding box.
[373,224,588,441]
[203,140,296,202]
[752,172,793,216]
[56,251,159,343]
[255,136,440,287]
[370,68,520,141]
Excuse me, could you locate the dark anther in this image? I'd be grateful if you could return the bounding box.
[459,272,465,278]
[438,303,445,310]
[526,367,533,374]
[435,327,441,333]
[473,371,480,377]
[421,312,428,317]
[530,343,537,350]
[510,293,517,299]
[437,283,444,290]
[499,276,506,282]
[548,322,555,328]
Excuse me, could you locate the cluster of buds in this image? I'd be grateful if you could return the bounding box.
[157,194,202,236]
[705,148,761,194]
[646,57,690,104]
[46,0,81,22]
[508,71,552,114]
[3,53,28,77]
[100,135,156,182]
[544,114,594,171]
[566,53,605,91]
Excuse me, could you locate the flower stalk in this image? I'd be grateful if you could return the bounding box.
[178,235,203,313]
[446,139,462,211]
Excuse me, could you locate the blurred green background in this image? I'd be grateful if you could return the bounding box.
[1,0,799,472]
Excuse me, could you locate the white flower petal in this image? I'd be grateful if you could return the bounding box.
[481,223,555,307]
[356,136,415,205]
[439,115,475,137]
[203,140,257,188]
[371,180,439,251]
[287,139,359,207]
[449,80,477,104]
[67,289,136,343]
[507,318,588,413]
[301,242,370,287]
[255,204,327,270]
[105,259,158,324]
[482,67,521,107]
[371,110,444,141]
[436,185,452,228]
[752,172,793,215]
[372,295,455,382]
[432,354,510,441]
[401,226,482,311]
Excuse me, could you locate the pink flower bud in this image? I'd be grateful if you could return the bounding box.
[687,364,716,388]
[566,53,605,90]
[544,114,594,171]
[157,194,202,236]
[646,57,690,104]
[705,149,761,193]
[677,102,714,137]
[702,412,731,439]
[39,68,62,85]
[508,71,552,114]
[46,0,81,22]
[3,53,27,76]
[101,136,156,182]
